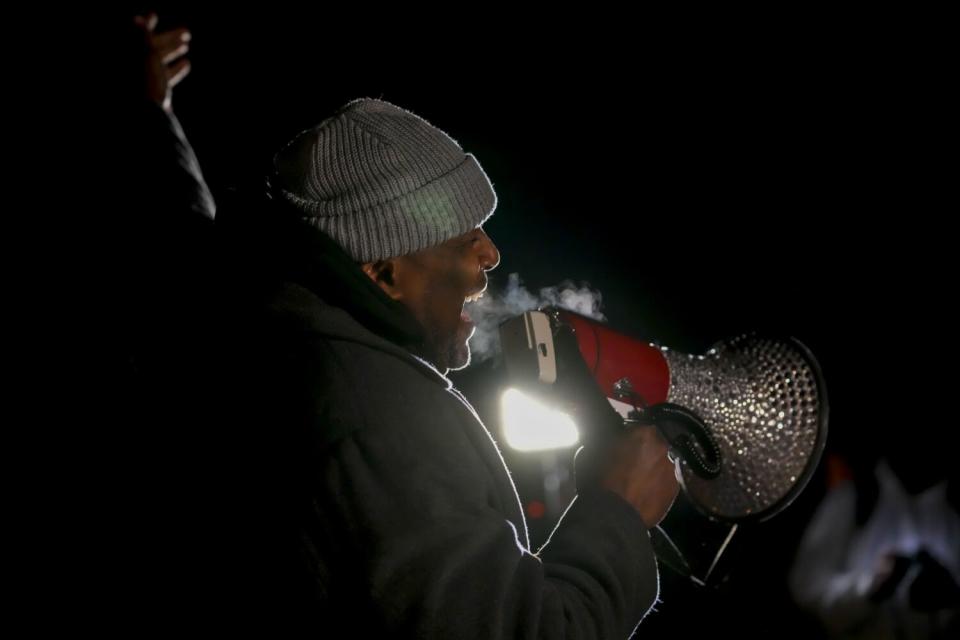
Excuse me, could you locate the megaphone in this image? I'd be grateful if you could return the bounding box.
[499,307,828,525]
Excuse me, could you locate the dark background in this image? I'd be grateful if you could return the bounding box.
[112,6,954,637]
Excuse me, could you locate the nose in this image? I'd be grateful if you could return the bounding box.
[476,228,500,272]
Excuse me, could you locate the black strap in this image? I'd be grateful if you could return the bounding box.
[638,403,722,479]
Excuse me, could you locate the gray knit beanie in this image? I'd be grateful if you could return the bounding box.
[271,98,497,263]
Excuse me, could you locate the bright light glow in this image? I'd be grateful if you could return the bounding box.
[501,388,579,452]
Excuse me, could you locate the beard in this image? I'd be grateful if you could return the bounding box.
[418,318,475,374]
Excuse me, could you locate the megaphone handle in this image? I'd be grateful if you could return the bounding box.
[551,321,626,444]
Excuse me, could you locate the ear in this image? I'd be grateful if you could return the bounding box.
[361,259,404,301]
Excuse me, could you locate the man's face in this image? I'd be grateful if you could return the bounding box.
[363,227,500,373]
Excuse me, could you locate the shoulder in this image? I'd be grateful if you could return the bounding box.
[258,282,472,448]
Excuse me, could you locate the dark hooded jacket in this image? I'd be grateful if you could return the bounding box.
[124,102,662,638]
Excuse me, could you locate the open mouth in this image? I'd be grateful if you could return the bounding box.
[461,289,486,324]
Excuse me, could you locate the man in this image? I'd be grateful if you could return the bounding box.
[130,14,679,638]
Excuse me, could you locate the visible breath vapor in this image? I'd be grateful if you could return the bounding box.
[467,273,607,364]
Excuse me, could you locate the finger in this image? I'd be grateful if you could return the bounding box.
[161,41,190,65]
[167,58,192,88]
[625,423,670,450]
[132,13,158,39]
[144,12,158,32]
[154,28,191,54]
[623,423,658,438]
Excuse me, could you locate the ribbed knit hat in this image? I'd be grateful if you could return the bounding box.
[271,98,497,263]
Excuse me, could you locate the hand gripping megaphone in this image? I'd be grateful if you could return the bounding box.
[499,307,829,525]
